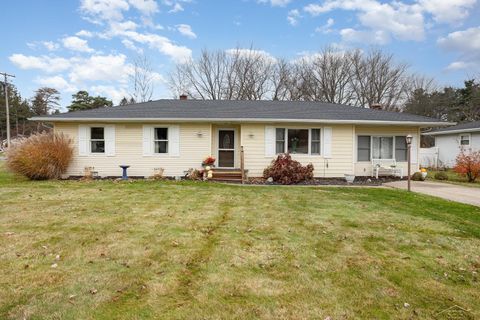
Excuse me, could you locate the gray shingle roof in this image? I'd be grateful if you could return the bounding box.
[426,120,480,135]
[31,99,450,125]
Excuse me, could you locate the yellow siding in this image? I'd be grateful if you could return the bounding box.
[354,125,420,176]
[55,122,211,177]
[55,122,422,178]
[240,123,355,177]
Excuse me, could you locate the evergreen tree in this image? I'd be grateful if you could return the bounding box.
[67,91,113,112]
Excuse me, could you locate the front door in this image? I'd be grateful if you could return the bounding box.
[218,129,235,168]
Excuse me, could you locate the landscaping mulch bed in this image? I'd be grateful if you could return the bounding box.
[247,176,405,186]
[64,175,405,186]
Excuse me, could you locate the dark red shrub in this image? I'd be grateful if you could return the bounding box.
[454,149,480,182]
[263,153,314,185]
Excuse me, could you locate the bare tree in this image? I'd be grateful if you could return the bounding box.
[169,47,421,111]
[169,48,276,100]
[350,49,410,110]
[130,55,154,103]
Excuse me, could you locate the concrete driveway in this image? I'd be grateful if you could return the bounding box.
[384,180,480,207]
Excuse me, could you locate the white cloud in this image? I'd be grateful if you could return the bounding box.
[119,30,192,62]
[128,0,158,15]
[80,0,130,22]
[68,54,133,83]
[42,41,60,51]
[287,9,301,26]
[80,0,160,23]
[62,36,95,53]
[303,0,477,43]
[258,0,291,7]
[121,39,143,54]
[176,24,197,39]
[419,0,476,24]
[305,0,425,42]
[168,3,184,13]
[315,18,334,34]
[438,26,480,71]
[445,61,472,71]
[340,28,390,45]
[225,48,277,63]
[106,20,138,36]
[76,30,94,37]
[90,85,130,103]
[9,54,71,73]
[35,75,77,92]
[438,26,480,52]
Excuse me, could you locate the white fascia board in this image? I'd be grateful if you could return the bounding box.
[29,117,454,127]
[424,127,480,135]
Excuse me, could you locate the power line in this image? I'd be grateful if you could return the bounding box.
[1,72,15,148]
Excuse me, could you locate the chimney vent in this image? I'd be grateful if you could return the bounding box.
[179,94,188,100]
[370,103,382,110]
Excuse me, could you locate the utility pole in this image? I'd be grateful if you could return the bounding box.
[1,72,15,148]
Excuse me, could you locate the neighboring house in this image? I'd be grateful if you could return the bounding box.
[423,121,480,168]
[31,99,450,179]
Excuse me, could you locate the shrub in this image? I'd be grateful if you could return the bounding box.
[454,149,480,182]
[263,153,314,185]
[434,171,449,180]
[6,132,73,180]
[411,172,424,181]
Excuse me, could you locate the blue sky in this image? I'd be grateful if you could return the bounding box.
[1,0,480,110]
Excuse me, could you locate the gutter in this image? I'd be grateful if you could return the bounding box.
[424,127,480,135]
[29,117,454,127]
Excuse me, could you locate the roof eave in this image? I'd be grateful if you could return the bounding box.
[29,117,453,127]
[424,127,480,135]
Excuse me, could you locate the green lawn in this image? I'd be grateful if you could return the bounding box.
[427,168,480,188]
[1,164,479,319]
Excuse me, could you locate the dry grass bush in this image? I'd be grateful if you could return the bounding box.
[6,132,73,180]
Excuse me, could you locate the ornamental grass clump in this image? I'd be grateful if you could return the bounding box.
[263,153,314,185]
[6,132,73,180]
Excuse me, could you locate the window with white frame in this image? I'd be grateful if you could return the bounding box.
[357,136,371,161]
[90,127,105,153]
[275,128,285,154]
[394,136,408,161]
[372,136,394,159]
[154,128,168,153]
[460,134,470,146]
[311,129,321,155]
[275,128,321,155]
[357,135,409,161]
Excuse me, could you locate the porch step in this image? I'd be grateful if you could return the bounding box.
[210,168,244,182]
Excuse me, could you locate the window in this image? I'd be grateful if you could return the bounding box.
[357,136,371,161]
[288,129,309,154]
[460,134,470,146]
[372,136,394,159]
[357,135,411,162]
[395,136,407,161]
[90,127,105,153]
[275,128,321,155]
[276,128,285,154]
[154,128,168,153]
[311,129,321,155]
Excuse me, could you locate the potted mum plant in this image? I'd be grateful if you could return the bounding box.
[202,155,216,168]
[202,155,216,180]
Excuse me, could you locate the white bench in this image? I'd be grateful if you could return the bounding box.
[372,159,403,179]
